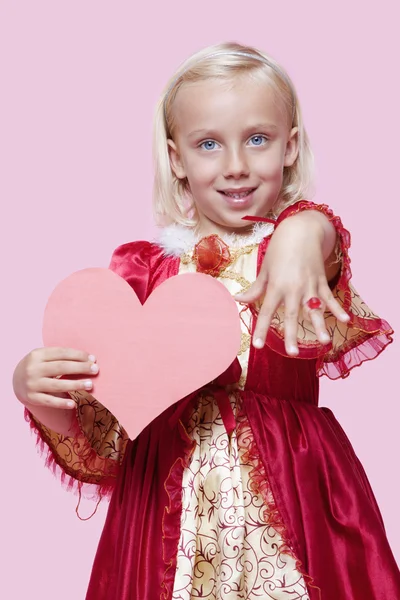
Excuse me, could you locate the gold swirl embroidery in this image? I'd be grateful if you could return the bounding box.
[239,332,251,356]
[181,244,255,290]
[217,269,251,289]
[172,394,311,599]
[238,373,247,389]
[70,390,129,460]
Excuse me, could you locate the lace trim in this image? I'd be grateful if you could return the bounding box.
[24,406,119,517]
[235,406,322,600]
[275,200,352,302]
[160,418,197,600]
[316,328,393,379]
[269,201,394,379]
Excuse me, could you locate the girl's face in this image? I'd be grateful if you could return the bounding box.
[168,76,299,236]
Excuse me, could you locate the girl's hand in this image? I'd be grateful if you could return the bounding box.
[12,347,99,409]
[235,215,350,356]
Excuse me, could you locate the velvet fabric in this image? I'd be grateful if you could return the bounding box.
[26,202,400,599]
[86,206,399,599]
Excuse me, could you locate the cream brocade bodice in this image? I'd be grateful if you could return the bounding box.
[171,236,310,599]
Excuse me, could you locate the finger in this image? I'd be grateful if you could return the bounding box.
[283,295,302,356]
[36,347,96,363]
[301,290,330,345]
[235,273,268,304]
[305,304,331,345]
[318,281,351,322]
[252,287,283,349]
[39,360,99,378]
[37,376,94,394]
[26,392,76,410]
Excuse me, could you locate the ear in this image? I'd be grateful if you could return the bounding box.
[283,126,299,167]
[167,139,187,179]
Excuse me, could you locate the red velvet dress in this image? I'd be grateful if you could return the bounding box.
[25,201,400,599]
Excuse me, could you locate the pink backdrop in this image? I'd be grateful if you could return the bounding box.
[1,1,398,597]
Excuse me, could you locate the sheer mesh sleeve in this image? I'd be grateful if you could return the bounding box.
[266,201,394,379]
[25,391,128,501]
[24,241,155,501]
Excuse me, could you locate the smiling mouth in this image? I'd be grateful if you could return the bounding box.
[220,188,256,200]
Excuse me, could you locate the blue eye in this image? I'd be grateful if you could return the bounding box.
[249,135,267,146]
[200,140,219,151]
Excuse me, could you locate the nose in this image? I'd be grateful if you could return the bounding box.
[223,148,250,179]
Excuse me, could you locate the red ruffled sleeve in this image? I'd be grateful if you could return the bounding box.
[266,200,394,379]
[24,241,160,506]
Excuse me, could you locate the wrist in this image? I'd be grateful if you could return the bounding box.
[277,209,335,260]
[274,200,351,286]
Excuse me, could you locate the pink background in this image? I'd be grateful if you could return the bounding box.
[1,1,399,597]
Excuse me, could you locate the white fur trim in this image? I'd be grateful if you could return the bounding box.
[155,221,275,257]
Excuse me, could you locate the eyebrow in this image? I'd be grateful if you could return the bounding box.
[187,123,279,138]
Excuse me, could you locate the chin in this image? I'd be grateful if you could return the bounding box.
[212,213,255,232]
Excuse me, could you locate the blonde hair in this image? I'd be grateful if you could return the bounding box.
[152,41,315,227]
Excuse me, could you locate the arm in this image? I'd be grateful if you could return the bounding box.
[236,202,350,355]
[12,354,86,436]
[21,397,78,437]
[18,241,157,499]
[282,209,341,283]
[238,200,393,376]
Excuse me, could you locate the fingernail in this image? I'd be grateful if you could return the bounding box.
[341,313,350,321]
[67,401,75,408]
[253,338,264,349]
[288,345,299,355]
[321,333,330,343]
[84,380,93,389]
[90,363,99,374]
[88,354,96,363]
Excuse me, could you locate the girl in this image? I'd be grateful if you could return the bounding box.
[13,42,400,599]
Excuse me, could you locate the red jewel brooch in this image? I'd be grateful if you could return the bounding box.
[192,235,232,277]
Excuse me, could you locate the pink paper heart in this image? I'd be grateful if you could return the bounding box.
[43,268,242,439]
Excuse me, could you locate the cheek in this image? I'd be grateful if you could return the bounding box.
[255,152,285,180]
[186,156,218,185]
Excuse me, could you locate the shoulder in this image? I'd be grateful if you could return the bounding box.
[108,240,172,303]
[109,240,166,271]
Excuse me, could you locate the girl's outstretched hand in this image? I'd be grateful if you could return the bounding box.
[13,347,99,409]
[235,214,350,356]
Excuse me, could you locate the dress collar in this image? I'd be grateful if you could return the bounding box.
[156,219,275,257]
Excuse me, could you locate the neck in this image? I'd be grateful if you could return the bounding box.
[194,221,255,239]
[194,213,274,239]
